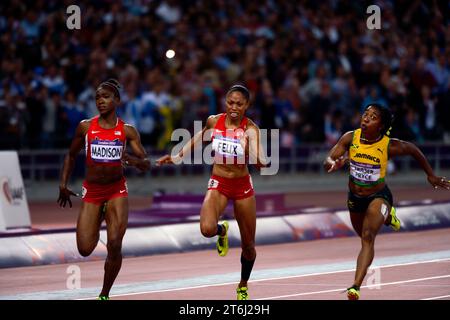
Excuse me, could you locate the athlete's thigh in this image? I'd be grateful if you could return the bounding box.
[77,201,103,244]
[349,211,364,237]
[200,189,229,224]
[105,196,129,239]
[234,196,257,244]
[363,198,390,233]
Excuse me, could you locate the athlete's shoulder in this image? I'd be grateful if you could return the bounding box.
[124,123,138,136]
[206,114,222,128]
[71,119,91,137]
[340,130,354,145]
[80,118,93,124]
[78,118,93,134]
[245,117,259,129]
[208,113,223,121]
[341,130,357,139]
[387,137,404,149]
[123,122,136,130]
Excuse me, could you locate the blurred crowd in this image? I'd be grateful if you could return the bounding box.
[0,0,449,151]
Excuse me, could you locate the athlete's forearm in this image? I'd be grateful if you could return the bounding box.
[249,143,269,168]
[176,129,205,159]
[124,153,150,171]
[408,143,434,177]
[324,132,352,167]
[136,157,151,171]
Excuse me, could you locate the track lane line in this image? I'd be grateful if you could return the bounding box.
[88,257,450,300]
[257,274,450,299]
[422,294,450,300]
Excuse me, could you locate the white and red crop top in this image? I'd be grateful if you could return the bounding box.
[211,113,248,165]
[85,116,126,167]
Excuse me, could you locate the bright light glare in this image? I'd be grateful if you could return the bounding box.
[166,49,175,59]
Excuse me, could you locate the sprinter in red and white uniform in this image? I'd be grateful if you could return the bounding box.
[58,79,150,300]
[156,84,268,300]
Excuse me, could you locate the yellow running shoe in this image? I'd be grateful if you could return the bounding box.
[217,221,229,257]
[237,287,249,300]
[389,206,401,231]
[97,295,109,300]
[346,286,360,300]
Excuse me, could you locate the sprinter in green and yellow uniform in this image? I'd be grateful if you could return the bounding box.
[324,103,450,300]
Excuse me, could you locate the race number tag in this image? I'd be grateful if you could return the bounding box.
[381,203,388,219]
[350,160,381,184]
[212,136,244,158]
[207,178,219,189]
[81,186,87,199]
[90,139,123,163]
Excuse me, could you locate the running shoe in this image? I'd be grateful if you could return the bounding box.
[346,286,360,300]
[236,287,249,300]
[389,206,401,231]
[97,295,109,300]
[217,221,229,257]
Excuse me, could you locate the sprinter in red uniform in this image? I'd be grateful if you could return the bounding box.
[157,84,268,300]
[57,79,150,300]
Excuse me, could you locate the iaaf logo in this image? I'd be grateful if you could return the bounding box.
[1,177,24,205]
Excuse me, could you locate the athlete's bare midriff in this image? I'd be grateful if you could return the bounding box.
[85,165,124,184]
[349,180,386,197]
[212,163,249,179]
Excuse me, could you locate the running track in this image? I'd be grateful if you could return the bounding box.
[1,228,449,300]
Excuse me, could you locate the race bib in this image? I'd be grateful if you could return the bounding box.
[81,186,87,198]
[90,139,123,163]
[208,178,219,189]
[212,136,244,158]
[350,160,381,184]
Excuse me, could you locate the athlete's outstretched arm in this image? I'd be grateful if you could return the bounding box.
[123,124,151,172]
[323,131,353,173]
[156,115,218,165]
[245,120,269,169]
[389,139,450,189]
[58,120,89,208]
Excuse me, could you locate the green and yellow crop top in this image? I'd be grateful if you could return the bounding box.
[348,128,390,187]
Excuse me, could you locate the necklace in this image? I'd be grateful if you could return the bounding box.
[360,134,382,143]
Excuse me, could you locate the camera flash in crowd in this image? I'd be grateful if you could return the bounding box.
[165,49,175,59]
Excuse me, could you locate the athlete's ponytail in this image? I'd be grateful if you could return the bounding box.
[385,125,392,137]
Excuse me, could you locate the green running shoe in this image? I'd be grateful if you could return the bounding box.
[346,286,360,300]
[389,206,401,231]
[236,287,249,300]
[217,221,229,257]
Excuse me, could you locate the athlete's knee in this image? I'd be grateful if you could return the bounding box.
[200,221,217,238]
[106,238,123,257]
[77,236,97,257]
[241,242,256,260]
[78,244,95,257]
[361,229,376,244]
